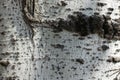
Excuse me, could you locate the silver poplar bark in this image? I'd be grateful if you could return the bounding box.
[0,0,120,80]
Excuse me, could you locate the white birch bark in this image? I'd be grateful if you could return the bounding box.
[0,0,120,80]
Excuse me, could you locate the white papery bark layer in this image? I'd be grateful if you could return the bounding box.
[0,0,120,80]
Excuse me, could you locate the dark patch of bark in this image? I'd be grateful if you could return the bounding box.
[97,2,107,7]
[49,12,120,40]
[60,1,67,6]
[107,56,120,63]
[0,60,9,67]
[75,58,84,64]
[51,44,64,49]
[101,45,109,51]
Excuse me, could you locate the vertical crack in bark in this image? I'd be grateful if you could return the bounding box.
[28,0,35,16]
[22,0,40,23]
[32,0,35,16]
[22,0,36,54]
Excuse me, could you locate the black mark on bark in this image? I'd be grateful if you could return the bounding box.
[50,12,120,40]
[75,59,84,64]
[107,56,120,63]
[0,60,9,67]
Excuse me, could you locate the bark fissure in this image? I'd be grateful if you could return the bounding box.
[22,0,36,53]
[22,0,40,23]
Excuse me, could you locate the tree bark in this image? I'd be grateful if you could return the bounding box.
[0,0,120,80]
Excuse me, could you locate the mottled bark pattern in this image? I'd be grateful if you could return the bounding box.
[0,0,120,80]
[50,13,120,40]
[23,0,120,40]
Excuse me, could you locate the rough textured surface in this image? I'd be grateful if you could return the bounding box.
[0,0,120,80]
[23,0,120,40]
[48,13,120,40]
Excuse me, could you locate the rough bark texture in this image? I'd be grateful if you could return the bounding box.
[23,0,120,40]
[0,0,120,80]
[48,13,120,39]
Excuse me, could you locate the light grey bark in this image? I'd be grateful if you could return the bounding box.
[0,0,120,80]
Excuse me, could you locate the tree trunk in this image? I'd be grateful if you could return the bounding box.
[0,0,120,80]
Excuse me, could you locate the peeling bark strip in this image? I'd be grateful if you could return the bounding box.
[21,1,37,65]
[22,0,38,49]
